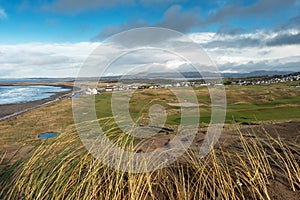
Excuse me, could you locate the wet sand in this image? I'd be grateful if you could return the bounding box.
[0,84,73,121]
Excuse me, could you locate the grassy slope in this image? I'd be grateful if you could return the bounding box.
[0,123,299,199]
[0,83,299,199]
[0,99,74,162]
[1,82,299,156]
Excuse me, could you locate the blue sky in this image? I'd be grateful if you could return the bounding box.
[0,0,299,77]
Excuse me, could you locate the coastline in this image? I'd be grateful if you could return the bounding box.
[0,84,73,122]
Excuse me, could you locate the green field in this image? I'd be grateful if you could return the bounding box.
[95,83,300,126]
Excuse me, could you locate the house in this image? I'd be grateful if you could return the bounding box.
[85,88,98,95]
[97,88,106,93]
[138,85,150,89]
[105,86,114,92]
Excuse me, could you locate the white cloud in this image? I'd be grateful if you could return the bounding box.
[166,60,189,69]
[0,7,7,19]
[188,32,217,44]
[188,31,300,73]
[0,42,99,78]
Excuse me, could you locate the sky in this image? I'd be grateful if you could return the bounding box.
[0,0,300,78]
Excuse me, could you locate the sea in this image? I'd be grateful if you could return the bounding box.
[0,78,74,83]
[0,85,70,105]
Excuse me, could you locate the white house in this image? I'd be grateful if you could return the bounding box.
[85,88,98,95]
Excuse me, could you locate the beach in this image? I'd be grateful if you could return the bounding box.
[0,83,73,121]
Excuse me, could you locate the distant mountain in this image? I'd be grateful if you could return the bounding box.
[222,70,294,78]
[122,70,295,79]
[4,71,294,82]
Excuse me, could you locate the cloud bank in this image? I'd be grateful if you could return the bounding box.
[1,29,300,78]
[0,42,99,78]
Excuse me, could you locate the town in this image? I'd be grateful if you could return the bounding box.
[76,72,300,96]
[231,72,300,86]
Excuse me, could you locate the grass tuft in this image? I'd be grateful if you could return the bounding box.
[0,124,299,199]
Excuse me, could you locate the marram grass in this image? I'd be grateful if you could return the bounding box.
[0,123,299,200]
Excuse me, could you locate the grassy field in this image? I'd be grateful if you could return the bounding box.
[95,83,300,125]
[0,83,299,158]
[0,82,299,199]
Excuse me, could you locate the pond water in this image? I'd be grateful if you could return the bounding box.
[38,132,60,139]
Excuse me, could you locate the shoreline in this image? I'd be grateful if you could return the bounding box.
[0,84,73,122]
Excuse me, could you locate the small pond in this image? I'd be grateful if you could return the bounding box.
[38,132,60,139]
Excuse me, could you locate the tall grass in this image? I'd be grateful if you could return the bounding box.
[0,124,299,200]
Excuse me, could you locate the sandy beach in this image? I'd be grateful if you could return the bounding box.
[0,84,73,121]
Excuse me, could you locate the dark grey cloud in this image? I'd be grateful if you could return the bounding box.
[203,30,300,49]
[102,27,183,48]
[266,33,300,46]
[94,5,201,40]
[93,20,149,40]
[203,37,261,49]
[46,0,134,13]
[156,5,201,32]
[93,0,298,41]
[46,0,190,13]
[203,0,298,36]
[140,0,188,6]
[216,26,245,36]
[275,13,300,31]
[206,0,296,25]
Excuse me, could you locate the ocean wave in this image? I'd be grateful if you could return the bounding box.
[0,86,70,105]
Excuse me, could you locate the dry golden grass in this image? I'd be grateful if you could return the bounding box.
[0,122,299,200]
[0,99,73,145]
[0,99,74,164]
